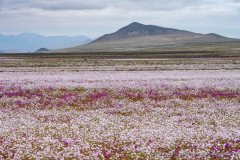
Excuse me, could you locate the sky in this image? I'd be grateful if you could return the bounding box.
[0,0,239,38]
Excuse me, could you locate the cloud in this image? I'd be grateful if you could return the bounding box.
[0,0,238,11]
[0,0,105,10]
[0,0,239,38]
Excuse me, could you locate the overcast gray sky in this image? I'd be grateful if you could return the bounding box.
[0,0,239,38]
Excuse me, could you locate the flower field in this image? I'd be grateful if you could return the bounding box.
[0,70,240,159]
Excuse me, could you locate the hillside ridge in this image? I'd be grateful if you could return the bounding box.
[91,22,196,43]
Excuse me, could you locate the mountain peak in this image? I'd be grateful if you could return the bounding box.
[62,22,238,52]
[206,33,227,38]
[120,22,148,32]
[91,22,193,43]
[35,48,49,53]
[128,22,144,27]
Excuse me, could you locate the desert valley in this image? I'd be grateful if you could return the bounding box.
[0,1,240,159]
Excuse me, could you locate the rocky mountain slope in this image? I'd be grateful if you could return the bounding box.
[91,22,196,43]
[60,22,239,52]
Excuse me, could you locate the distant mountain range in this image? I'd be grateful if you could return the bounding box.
[1,22,239,53]
[0,33,91,53]
[61,22,239,52]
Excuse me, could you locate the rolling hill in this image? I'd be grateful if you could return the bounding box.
[60,22,239,52]
[0,33,91,53]
[35,48,50,53]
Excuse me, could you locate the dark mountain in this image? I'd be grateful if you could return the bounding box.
[91,22,194,43]
[59,22,240,52]
[0,33,91,53]
[35,48,49,53]
[206,33,228,38]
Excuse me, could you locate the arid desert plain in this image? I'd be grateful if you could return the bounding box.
[0,52,239,159]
